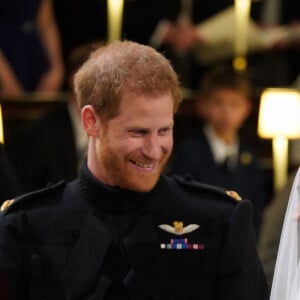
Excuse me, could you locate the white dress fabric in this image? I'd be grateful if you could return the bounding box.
[270,167,300,300]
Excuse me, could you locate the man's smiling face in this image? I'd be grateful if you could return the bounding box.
[94,90,174,192]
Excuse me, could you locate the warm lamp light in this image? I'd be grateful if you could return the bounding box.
[107,0,124,43]
[258,88,300,191]
[0,104,4,144]
[233,0,251,72]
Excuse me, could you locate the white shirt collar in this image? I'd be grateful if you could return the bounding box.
[203,124,239,165]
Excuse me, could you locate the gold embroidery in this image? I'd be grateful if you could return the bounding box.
[226,190,242,201]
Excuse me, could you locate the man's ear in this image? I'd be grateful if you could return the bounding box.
[81,105,100,137]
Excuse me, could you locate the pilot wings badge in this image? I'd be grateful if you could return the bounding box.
[158,221,199,235]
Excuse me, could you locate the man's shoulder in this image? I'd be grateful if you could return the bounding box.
[0,180,67,216]
[167,174,243,205]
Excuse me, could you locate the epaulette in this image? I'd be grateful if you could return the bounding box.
[0,181,66,215]
[173,174,242,203]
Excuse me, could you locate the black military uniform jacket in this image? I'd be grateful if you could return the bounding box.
[0,164,268,300]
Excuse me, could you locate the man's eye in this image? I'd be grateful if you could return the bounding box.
[130,129,148,136]
[159,128,172,135]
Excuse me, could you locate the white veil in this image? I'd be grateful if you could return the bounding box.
[270,167,300,300]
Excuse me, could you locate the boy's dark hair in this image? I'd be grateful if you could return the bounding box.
[199,66,252,99]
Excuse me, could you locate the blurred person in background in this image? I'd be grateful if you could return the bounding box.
[5,42,100,192]
[258,167,298,288]
[170,66,266,237]
[0,0,64,97]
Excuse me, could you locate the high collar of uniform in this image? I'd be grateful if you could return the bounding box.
[78,162,157,213]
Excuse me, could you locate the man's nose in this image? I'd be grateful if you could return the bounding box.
[142,134,162,160]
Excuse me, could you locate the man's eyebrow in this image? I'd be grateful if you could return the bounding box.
[126,121,174,129]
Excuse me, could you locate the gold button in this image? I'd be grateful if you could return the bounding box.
[0,199,15,212]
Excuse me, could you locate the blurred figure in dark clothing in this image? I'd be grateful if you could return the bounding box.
[170,66,266,237]
[5,42,99,192]
[0,0,64,97]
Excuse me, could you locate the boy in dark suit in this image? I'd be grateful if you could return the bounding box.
[170,66,266,237]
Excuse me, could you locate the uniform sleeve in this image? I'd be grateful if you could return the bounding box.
[214,200,269,300]
[0,214,29,300]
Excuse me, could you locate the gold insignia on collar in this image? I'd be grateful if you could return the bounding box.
[159,221,200,235]
[1,199,15,212]
[226,190,242,201]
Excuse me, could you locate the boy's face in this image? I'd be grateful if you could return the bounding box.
[199,88,251,136]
